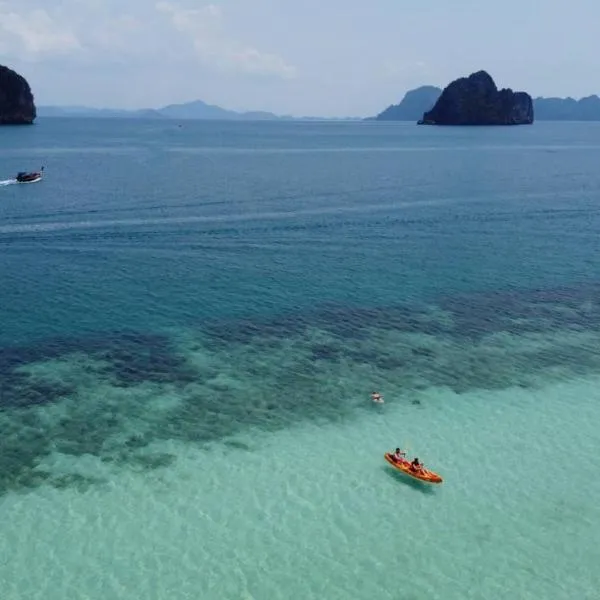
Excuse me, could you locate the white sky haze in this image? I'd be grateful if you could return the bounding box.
[0,0,598,116]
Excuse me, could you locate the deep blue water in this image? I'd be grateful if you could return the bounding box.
[1,118,600,346]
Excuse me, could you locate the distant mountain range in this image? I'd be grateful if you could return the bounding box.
[370,86,443,122]
[533,95,600,120]
[372,86,600,121]
[37,91,600,122]
[37,100,359,121]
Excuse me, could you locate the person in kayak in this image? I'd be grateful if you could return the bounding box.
[410,458,424,473]
[392,448,407,463]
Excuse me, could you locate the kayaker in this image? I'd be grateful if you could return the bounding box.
[410,458,424,473]
[371,391,384,403]
[393,448,407,463]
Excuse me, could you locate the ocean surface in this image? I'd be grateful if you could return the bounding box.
[1,118,599,599]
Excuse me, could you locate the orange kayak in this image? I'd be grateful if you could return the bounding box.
[384,453,443,484]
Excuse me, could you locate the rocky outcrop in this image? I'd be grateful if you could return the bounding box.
[418,70,533,126]
[372,86,442,121]
[0,65,36,125]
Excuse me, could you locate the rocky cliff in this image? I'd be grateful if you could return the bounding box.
[419,71,533,126]
[0,65,36,125]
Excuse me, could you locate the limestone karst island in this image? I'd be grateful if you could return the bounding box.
[0,64,37,125]
[417,70,534,126]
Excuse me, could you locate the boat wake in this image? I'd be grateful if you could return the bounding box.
[0,179,17,187]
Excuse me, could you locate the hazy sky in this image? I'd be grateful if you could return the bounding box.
[1,0,598,116]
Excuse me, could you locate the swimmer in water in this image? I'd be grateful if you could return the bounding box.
[371,391,384,403]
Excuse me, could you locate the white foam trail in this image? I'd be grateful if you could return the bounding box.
[0,197,465,235]
[0,179,16,187]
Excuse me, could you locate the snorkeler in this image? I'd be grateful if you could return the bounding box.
[371,391,384,403]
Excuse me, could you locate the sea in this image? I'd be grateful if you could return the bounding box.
[1,118,599,600]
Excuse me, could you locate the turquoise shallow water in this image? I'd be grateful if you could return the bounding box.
[1,119,600,598]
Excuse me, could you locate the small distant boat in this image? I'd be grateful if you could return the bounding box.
[16,166,44,183]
